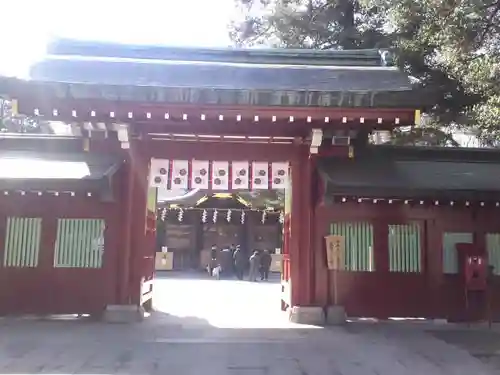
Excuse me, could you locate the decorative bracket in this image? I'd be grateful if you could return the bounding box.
[310,128,323,154]
[112,123,130,149]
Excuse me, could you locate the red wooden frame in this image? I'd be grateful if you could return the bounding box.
[0,193,120,315]
[15,97,417,126]
[313,201,500,320]
[0,84,427,318]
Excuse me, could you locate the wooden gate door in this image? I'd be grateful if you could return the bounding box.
[0,195,113,316]
[438,211,500,321]
[0,215,47,315]
[48,217,109,314]
[380,219,430,318]
[325,218,430,319]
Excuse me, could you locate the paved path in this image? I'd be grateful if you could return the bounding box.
[0,272,496,374]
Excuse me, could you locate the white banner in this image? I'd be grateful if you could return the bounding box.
[148,159,287,191]
[149,158,170,187]
[212,161,229,190]
[171,160,189,189]
[191,160,210,189]
[231,161,249,190]
[251,161,269,189]
[271,162,289,189]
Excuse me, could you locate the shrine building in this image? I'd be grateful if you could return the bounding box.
[1,39,500,323]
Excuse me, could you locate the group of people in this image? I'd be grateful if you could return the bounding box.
[208,245,273,282]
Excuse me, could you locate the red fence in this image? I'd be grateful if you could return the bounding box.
[0,193,120,316]
[314,203,500,321]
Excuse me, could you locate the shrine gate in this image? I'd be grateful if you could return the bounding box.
[3,39,499,323]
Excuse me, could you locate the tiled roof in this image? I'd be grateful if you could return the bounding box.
[46,39,390,66]
[0,151,121,200]
[319,146,500,200]
[28,39,412,93]
[30,56,412,92]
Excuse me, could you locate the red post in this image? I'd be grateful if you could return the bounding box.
[301,154,314,305]
[119,153,135,304]
[128,150,150,305]
[289,147,313,307]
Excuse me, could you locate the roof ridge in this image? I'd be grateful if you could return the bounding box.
[46,38,386,67]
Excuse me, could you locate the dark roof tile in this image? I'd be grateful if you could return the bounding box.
[319,146,500,200]
[29,56,412,92]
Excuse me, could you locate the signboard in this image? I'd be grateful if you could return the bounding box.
[155,252,173,270]
[325,235,344,270]
[147,187,158,212]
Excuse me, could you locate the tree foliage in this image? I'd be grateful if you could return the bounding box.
[230,0,391,49]
[230,0,500,145]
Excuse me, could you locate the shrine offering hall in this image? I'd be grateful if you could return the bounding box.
[1,39,500,324]
[155,192,283,272]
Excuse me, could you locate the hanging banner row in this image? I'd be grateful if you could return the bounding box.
[149,159,290,190]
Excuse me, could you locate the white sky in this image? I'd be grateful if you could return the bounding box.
[0,0,238,76]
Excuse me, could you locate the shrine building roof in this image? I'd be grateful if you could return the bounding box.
[0,39,431,110]
[29,39,412,93]
[0,151,121,201]
[319,146,500,202]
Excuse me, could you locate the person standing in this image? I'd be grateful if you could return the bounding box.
[219,247,233,278]
[248,250,261,282]
[260,250,272,281]
[229,244,237,275]
[210,245,218,260]
[208,245,218,276]
[233,245,246,280]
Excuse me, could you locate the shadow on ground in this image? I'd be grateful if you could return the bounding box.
[428,327,500,371]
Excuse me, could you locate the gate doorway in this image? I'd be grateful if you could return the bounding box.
[156,191,283,273]
[145,139,297,314]
[153,271,286,328]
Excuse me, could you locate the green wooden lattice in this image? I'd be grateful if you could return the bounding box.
[330,222,374,271]
[388,223,421,273]
[3,217,42,268]
[54,219,105,268]
[442,232,473,274]
[486,233,500,275]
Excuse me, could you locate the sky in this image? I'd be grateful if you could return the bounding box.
[0,0,238,76]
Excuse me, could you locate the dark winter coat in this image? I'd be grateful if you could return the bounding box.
[260,252,272,270]
[233,249,246,268]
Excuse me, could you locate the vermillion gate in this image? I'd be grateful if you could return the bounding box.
[2,40,499,322]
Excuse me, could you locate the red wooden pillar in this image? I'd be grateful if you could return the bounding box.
[427,218,443,318]
[128,148,150,305]
[289,147,314,307]
[313,206,330,307]
[305,157,317,305]
[118,153,135,304]
[302,155,315,305]
[117,143,150,305]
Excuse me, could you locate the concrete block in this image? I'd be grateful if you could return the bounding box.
[102,305,145,323]
[433,318,448,325]
[326,305,346,325]
[288,306,325,325]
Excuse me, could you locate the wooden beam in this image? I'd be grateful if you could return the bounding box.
[131,120,311,137]
[138,139,299,161]
[16,97,416,126]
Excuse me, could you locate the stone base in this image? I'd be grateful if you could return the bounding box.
[326,305,346,325]
[288,306,325,325]
[103,305,145,323]
[433,318,448,325]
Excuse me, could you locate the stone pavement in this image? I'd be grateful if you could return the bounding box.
[429,325,500,371]
[0,272,496,374]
